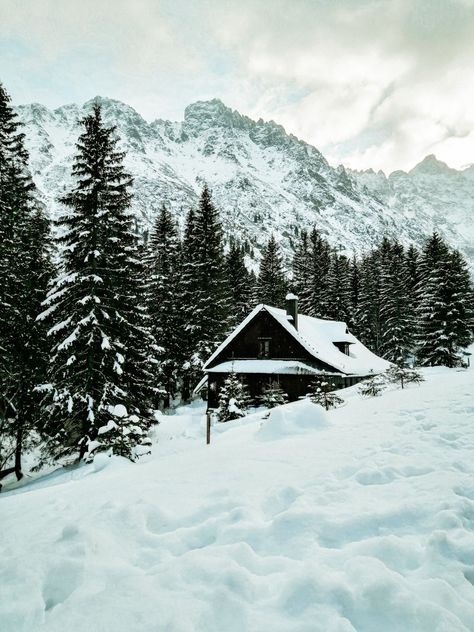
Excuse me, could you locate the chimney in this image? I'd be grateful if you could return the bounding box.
[285,293,298,330]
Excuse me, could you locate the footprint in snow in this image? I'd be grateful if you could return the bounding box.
[261,486,302,518]
[42,525,85,612]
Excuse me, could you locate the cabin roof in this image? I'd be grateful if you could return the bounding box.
[203,304,389,376]
[206,359,337,375]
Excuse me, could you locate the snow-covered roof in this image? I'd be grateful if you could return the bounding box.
[203,304,389,376]
[207,360,334,375]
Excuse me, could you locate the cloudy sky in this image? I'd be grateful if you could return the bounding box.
[1,0,474,173]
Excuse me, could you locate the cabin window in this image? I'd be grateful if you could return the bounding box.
[334,342,350,356]
[258,338,271,358]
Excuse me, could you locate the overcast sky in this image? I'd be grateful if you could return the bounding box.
[1,0,474,173]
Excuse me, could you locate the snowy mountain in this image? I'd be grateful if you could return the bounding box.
[353,155,474,268]
[16,97,474,268]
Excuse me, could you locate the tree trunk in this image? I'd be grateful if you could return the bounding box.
[14,423,24,481]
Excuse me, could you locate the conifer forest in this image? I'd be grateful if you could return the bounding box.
[1,80,473,480]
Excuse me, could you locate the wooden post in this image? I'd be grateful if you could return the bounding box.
[206,410,211,445]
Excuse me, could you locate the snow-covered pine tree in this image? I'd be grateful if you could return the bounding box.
[384,365,424,389]
[306,227,332,318]
[358,373,386,397]
[0,82,52,482]
[179,187,231,399]
[145,204,182,408]
[416,233,473,367]
[255,234,287,307]
[292,229,312,314]
[355,253,380,351]
[380,242,414,365]
[216,371,250,422]
[405,244,420,299]
[356,238,394,354]
[323,252,352,324]
[225,241,253,327]
[178,208,199,401]
[348,255,360,333]
[308,377,344,410]
[259,381,288,408]
[39,105,154,462]
[447,249,474,349]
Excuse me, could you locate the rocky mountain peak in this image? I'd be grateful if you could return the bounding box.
[183,98,251,134]
[409,154,454,176]
[13,96,474,273]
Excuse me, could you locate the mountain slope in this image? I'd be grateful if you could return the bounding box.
[16,97,474,268]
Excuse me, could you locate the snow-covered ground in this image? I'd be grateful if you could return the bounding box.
[1,366,474,631]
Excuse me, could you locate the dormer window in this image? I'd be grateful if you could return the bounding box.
[334,342,350,356]
[258,338,271,358]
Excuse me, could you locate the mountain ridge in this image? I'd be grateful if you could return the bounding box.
[15,96,474,269]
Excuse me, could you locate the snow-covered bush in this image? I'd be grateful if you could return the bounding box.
[385,365,424,389]
[217,372,249,422]
[358,374,387,397]
[308,377,344,410]
[259,382,288,409]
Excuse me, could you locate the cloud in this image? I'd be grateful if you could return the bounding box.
[1,0,474,172]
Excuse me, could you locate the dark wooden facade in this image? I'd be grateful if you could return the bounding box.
[204,309,363,408]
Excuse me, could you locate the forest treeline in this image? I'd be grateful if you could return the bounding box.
[1,82,473,478]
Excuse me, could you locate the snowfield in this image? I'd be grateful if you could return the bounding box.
[1,366,474,631]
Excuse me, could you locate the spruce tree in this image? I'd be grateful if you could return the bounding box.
[356,253,380,351]
[308,377,344,410]
[256,234,287,307]
[146,205,182,408]
[259,381,288,408]
[292,229,312,313]
[385,365,424,389]
[348,256,360,333]
[225,242,252,326]
[380,242,414,365]
[416,233,473,367]
[306,227,332,318]
[324,252,352,323]
[0,82,52,482]
[39,105,154,462]
[216,371,250,422]
[178,208,199,401]
[405,244,420,298]
[179,187,230,399]
[358,373,386,397]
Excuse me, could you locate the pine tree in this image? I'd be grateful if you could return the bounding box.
[380,242,414,365]
[356,253,380,351]
[0,82,52,482]
[225,242,253,327]
[384,365,424,389]
[405,244,420,298]
[292,229,312,313]
[416,233,473,367]
[305,227,332,318]
[39,105,154,462]
[179,187,230,399]
[358,373,386,397]
[324,252,352,323]
[308,377,344,410]
[348,256,360,333]
[256,234,287,306]
[216,371,249,422]
[146,205,182,408]
[178,208,199,401]
[259,381,288,408]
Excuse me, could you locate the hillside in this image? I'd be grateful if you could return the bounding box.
[15,98,474,268]
[2,365,474,631]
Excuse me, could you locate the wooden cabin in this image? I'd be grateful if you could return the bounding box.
[197,295,389,408]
